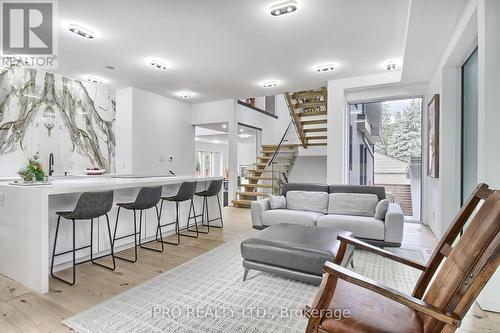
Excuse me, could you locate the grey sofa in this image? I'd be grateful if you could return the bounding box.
[251,183,405,247]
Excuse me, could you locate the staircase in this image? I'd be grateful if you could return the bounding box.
[285,87,328,147]
[232,143,299,208]
[232,87,328,208]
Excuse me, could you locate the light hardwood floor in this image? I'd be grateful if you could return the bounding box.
[0,208,498,332]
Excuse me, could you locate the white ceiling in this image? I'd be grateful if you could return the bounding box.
[55,0,468,103]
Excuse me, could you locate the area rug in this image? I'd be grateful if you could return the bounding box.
[63,239,427,333]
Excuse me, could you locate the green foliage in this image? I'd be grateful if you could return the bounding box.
[375,102,394,155]
[376,99,422,162]
[18,153,45,182]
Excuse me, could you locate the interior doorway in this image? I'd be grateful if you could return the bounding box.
[348,97,423,222]
[194,122,229,206]
[237,123,262,187]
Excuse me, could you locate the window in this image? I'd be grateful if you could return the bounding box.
[195,151,220,177]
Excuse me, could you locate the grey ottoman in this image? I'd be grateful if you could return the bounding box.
[240,223,354,285]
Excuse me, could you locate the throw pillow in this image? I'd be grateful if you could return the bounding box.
[268,194,286,209]
[375,199,390,220]
[328,193,379,217]
[286,190,329,213]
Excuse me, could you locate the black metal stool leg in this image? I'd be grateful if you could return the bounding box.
[90,215,116,270]
[113,208,139,263]
[195,196,210,234]
[159,201,181,245]
[139,207,165,252]
[50,216,77,285]
[179,199,199,238]
[205,194,224,229]
[50,218,76,286]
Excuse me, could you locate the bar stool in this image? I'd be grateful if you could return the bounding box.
[112,186,164,263]
[158,181,198,245]
[195,179,224,234]
[50,191,115,286]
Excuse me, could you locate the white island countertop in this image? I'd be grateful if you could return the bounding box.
[0,175,222,195]
[0,174,223,294]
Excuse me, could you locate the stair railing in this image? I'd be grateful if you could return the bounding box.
[284,92,308,148]
[267,121,299,195]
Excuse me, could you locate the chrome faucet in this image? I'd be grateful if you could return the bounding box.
[48,153,55,176]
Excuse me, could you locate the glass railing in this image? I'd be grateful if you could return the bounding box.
[267,121,300,195]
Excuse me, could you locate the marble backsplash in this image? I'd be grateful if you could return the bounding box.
[0,66,115,176]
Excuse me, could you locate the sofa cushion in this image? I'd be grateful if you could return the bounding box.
[282,183,329,196]
[328,193,379,217]
[268,194,286,209]
[329,185,386,201]
[317,214,385,240]
[286,190,329,213]
[375,198,390,220]
[262,209,323,226]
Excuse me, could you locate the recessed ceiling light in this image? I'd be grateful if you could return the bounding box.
[149,59,168,70]
[85,76,105,84]
[239,128,244,132]
[222,124,227,129]
[270,1,298,16]
[178,92,193,99]
[262,80,278,88]
[315,64,335,73]
[68,24,94,39]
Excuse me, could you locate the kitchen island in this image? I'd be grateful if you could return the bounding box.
[0,175,222,294]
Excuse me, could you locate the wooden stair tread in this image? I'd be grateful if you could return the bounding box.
[298,110,327,117]
[293,101,326,109]
[232,199,252,207]
[292,91,326,100]
[307,135,327,140]
[304,128,327,133]
[244,176,273,180]
[307,142,327,146]
[243,184,273,188]
[237,191,269,197]
[261,144,300,149]
[301,119,327,125]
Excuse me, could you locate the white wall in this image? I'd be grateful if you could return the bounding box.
[476,0,500,312]
[421,0,499,311]
[288,156,327,183]
[116,87,194,176]
[115,87,133,174]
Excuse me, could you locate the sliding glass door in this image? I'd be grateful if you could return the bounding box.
[348,98,423,221]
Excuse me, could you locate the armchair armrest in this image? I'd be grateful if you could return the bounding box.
[323,261,461,328]
[251,198,270,228]
[337,233,427,271]
[384,203,405,244]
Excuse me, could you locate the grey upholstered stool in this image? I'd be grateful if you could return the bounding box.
[50,191,115,286]
[158,181,199,245]
[112,186,164,263]
[195,179,224,234]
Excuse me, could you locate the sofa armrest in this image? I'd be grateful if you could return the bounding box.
[251,198,270,229]
[384,203,404,245]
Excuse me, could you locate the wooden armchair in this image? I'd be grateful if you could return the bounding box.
[305,183,500,333]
